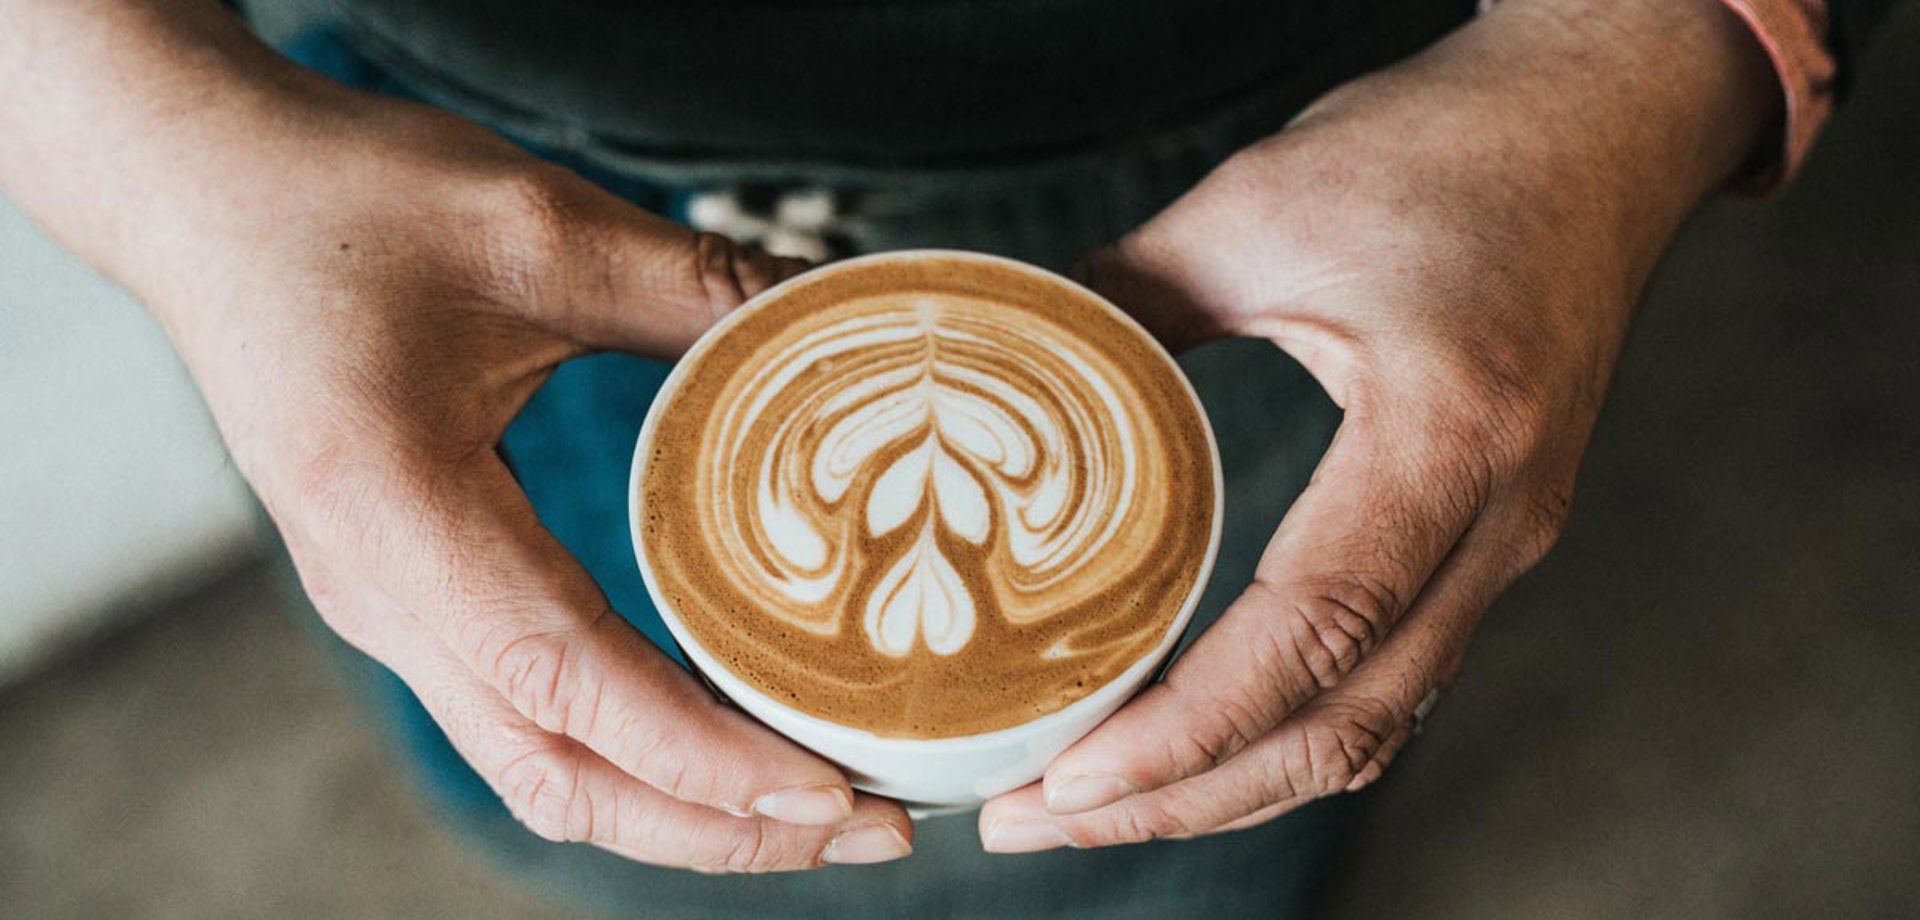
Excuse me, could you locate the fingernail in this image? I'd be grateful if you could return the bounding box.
[752,784,853,826]
[821,823,912,865]
[982,819,1075,854]
[1046,773,1136,815]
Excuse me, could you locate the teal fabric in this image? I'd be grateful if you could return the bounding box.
[276,17,1386,919]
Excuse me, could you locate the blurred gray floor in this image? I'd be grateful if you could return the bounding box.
[4,11,1918,920]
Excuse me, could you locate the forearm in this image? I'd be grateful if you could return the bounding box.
[1293,0,1779,298]
[0,0,345,312]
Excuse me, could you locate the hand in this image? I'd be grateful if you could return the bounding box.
[981,0,1778,851]
[0,1,913,869]
[202,112,923,870]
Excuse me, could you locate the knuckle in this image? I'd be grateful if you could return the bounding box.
[499,746,588,842]
[283,440,385,554]
[487,626,576,733]
[479,607,612,738]
[687,231,756,320]
[1311,573,1402,637]
[492,630,572,733]
[712,823,786,874]
[1101,804,1186,846]
[494,168,584,246]
[1513,480,1574,570]
[1259,578,1397,691]
[1425,345,1551,479]
[1293,604,1373,690]
[621,722,703,803]
[1293,699,1395,797]
[1179,684,1273,771]
[482,168,591,300]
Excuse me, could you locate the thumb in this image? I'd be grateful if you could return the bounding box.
[1074,235,1228,355]
[510,170,812,358]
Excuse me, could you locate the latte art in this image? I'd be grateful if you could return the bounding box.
[639,256,1216,738]
[721,298,1140,659]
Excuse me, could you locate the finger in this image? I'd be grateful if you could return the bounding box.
[982,617,1440,852]
[1193,715,1416,841]
[1075,239,1228,354]
[588,789,913,872]
[572,221,812,355]
[341,593,912,870]
[1041,415,1484,814]
[985,510,1517,851]
[983,687,1414,851]
[503,748,912,872]
[496,171,811,357]
[1343,717,1414,793]
[313,449,862,826]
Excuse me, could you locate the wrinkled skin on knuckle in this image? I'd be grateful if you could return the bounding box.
[458,165,610,321]
[475,166,705,352]
[279,436,387,553]
[1407,344,1547,482]
[499,746,586,843]
[273,427,474,588]
[686,230,763,322]
[1287,699,1396,798]
[483,625,591,737]
[1094,802,1188,848]
[1139,786,1217,841]
[1256,577,1396,692]
[719,823,785,874]
[1298,582,1392,679]
[1175,682,1273,772]
[683,816,801,875]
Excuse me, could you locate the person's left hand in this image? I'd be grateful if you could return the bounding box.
[980,0,1779,851]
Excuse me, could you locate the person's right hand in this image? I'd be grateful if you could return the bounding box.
[131,82,915,870]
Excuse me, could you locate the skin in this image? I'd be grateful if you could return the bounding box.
[0,0,1775,870]
[978,0,1780,849]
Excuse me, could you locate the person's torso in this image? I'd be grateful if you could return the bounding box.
[244,0,1474,165]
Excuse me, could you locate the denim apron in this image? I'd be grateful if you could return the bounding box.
[272,11,1464,915]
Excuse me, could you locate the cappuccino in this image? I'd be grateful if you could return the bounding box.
[638,254,1214,738]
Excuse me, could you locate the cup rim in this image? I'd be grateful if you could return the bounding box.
[628,249,1224,752]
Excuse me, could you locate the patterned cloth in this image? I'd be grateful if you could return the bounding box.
[684,186,861,262]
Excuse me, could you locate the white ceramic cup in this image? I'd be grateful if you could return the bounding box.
[629,250,1223,810]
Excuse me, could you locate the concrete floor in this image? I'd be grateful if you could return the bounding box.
[4,10,1917,919]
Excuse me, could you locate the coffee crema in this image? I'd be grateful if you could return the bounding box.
[638,255,1215,738]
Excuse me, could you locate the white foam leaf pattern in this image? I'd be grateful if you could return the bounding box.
[866,521,976,657]
[710,296,1140,656]
[866,440,930,538]
[839,343,1022,652]
[931,449,989,544]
